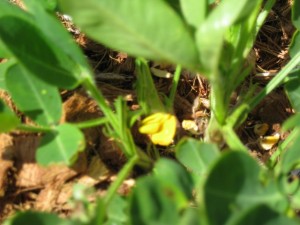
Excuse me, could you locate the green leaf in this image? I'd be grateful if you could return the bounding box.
[58,0,199,70]
[0,1,29,19]
[0,99,19,133]
[22,0,92,78]
[0,59,15,90]
[289,31,300,58]
[0,15,80,89]
[36,124,85,166]
[284,69,300,112]
[292,0,300,30]
[106,195,128,224]
[179,208,200,225]
[162,0,181,14]
[23,0,57,11]
[5,211,69,225]
[5,65,62,126]
[282,113,300,131]
[179,0,207,27]
[153,158,194,210]
[0,39,11,58]
[234,204,300,225]
[129,176,180,225]
[0,1,34,58]
[223,4,261,86]
[289,180,300,209]
[196,0,261,73]
[281,132,300,173]
[204,151,286,225]
[135,58,165,113]
[23,0,57,13]
[89,199,106,225]
[175,138,220,176]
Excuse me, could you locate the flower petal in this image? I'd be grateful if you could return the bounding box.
[149,114,176,146]
[141,112,167,124]
[139,121,162,134]
[139,112,167,134]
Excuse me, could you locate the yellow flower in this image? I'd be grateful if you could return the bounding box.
[139,112,176,146]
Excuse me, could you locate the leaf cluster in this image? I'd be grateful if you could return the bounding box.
[1,0,300,224]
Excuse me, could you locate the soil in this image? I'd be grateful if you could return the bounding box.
[0,0,296,222]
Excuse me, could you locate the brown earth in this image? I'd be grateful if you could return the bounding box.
[0,0,295,222]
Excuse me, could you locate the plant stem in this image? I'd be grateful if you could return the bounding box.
[83,78,138,158]
[16,117,108,132]
[74,117,109,129]
[222,125,248,151]
[82,78,118,127]
[256,0,276,34]
[205,75,227,144]
[167,65,182,111]
[17,124,53,132]
[210,76,227,125]
[268,128,300,169]
[249,51,300,111]
[104,155,139,205]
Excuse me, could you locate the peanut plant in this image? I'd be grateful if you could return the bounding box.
[1,0,300,224]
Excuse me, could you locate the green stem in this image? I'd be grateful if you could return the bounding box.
[249,51,300,111]
[17,124,53,132]
[205,75,227,143]
[121,129,137,157]
[104,155,139,205]
[135,147,154,169]
[16,118,108,133]
[74,117,109,129]
[226,103,250,129]
[267,128,300,169]
[82,78,118,127]
[210,75,227,125]
[222,125,248,151]
[82,78,137,158]
[167,65,182,111]
[256,0,276,34]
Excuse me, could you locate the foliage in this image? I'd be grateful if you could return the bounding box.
[1,0,300,224]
